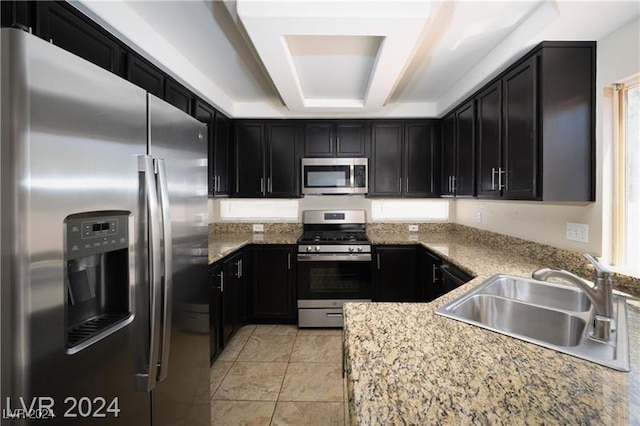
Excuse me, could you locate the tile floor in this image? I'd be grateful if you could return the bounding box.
[210,324,349,425]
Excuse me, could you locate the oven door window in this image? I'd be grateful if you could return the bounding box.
[298,260,371,300]
[304,166,351,188]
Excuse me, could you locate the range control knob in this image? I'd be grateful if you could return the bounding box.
[306,246,313,252]
[314,246,321,252]
[348,247,355,252]
[357,247,363,252]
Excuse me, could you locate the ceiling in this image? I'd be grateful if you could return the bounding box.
[75,1,640,118]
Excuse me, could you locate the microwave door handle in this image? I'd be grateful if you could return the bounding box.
[155,158,173,383]
[138,155,162,392]
[350,164,355,188]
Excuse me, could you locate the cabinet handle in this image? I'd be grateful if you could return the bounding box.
[219,272,224,293]
[491,168,496,190]
[268,177,272,193]
[216,175,220,192]
[377,253,381,270]
[399,178,402,193]
[237,259,243,278]
[337,137,340,153]
[406,177,409,193]
[451,176,457,192]
[287,253,291,270]
[329,137,334,153]
[432,264,437,283]
[499,168,505,189]
[448,176,453,193]
[260,177,264,194]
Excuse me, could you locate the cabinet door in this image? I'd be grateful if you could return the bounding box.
[441,114,456,196]
[503,56,538,199]
[404,122,438,197]
[267,123,299,197]
[214,114,231,196]
[194,100,216,197]
[209,264,223,362]
[421,250,442,302]
[127,54,165,99]
[373,246,417,302]
[336,122,367,157]
[227,252,246,327]
[455,100,476,196]
[234,122,265,197]
[36,2,121,75]
[370,122,403,196]
[220,260,235,345]
[1,1,35,31]
[303,122,335,157]
[164,79,193,115]
[251,246,296,323]
[476,82,502,198]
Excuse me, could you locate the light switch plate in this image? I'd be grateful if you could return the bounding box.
[475,212,482,224]
[408,224,419,232]
[252,224,264,233]
[566,222,588,243]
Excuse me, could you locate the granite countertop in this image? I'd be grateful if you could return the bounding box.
[345,231,640,424]
[208,232,300,263]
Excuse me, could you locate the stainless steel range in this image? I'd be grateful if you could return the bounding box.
[297,210,372,327]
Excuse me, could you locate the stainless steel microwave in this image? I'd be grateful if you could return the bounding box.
[301,158,368,195]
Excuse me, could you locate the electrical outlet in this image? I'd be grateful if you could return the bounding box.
[408,224,419,232]
[566,222,589,243]
[252,224,264,233]
[475,212,482,224]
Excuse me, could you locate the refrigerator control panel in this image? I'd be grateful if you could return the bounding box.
[65,212,129,259]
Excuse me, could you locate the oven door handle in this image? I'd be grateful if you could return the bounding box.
[297,254,372,262]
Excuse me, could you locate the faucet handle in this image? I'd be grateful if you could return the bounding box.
[583,253,611,278]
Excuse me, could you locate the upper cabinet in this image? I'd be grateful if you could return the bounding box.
[441,102,476,197]
[164,78,194,115]
[474,42,595,201]
[127,53,165,99]
[369,120,440,197]
[303,121,367,157]
[194,100,230,197]
[234,121,300,198]
[35,2,123,76]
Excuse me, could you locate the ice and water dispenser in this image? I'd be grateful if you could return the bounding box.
[64,211,132,352]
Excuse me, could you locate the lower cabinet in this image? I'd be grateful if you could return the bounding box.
[421,249,443,302]
[373,246,418,302]
[209,263,223,363]
[250,245,297,324]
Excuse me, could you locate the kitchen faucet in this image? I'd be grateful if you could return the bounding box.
[532,253,614,341]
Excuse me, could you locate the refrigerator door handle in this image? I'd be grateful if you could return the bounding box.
[139,155,162,391]
[156,158,173,382]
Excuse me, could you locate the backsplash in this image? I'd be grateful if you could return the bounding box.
[210,222,302,234]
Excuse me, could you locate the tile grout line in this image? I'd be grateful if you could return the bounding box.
[270,328,298,425]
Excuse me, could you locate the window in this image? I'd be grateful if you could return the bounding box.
[614,77,640,274]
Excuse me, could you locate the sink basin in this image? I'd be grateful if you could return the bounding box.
[451,294,586,347]
[480,276,592,312]
[436,274,630,371]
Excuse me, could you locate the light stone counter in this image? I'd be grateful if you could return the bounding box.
[345,231,640,425]
[208,232,300,264]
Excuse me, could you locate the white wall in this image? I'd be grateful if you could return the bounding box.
[453,18,640,256]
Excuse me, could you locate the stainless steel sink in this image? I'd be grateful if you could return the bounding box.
[481,276,592,312]
[436,274,630,371]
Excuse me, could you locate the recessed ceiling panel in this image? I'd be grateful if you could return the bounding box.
[286,35,382,101]
[237,1,431,113]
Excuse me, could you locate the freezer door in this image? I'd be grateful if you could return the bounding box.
[0,29,151,424]
[148,95,210,425]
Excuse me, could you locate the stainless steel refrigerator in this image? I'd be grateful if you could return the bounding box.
[0,28,210,425]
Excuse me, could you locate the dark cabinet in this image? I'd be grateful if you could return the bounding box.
[194,101,230,197]
[421,249,442,302]
[474,43,595,201]
[234,121,299,198]
[372,246,418,302]
[163,79,193,115]
[250,245,296,323]
[370,121,439,197]
[303,121,367,157]
[440,262,473,294]
[220,252,246,346]
[1,1,35,31]
[127,53,164,99]
[441,101,476,197]
[36,1,122,75]
[476,81,502,198]
[209,263,223,362]
[369,122,403,196]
